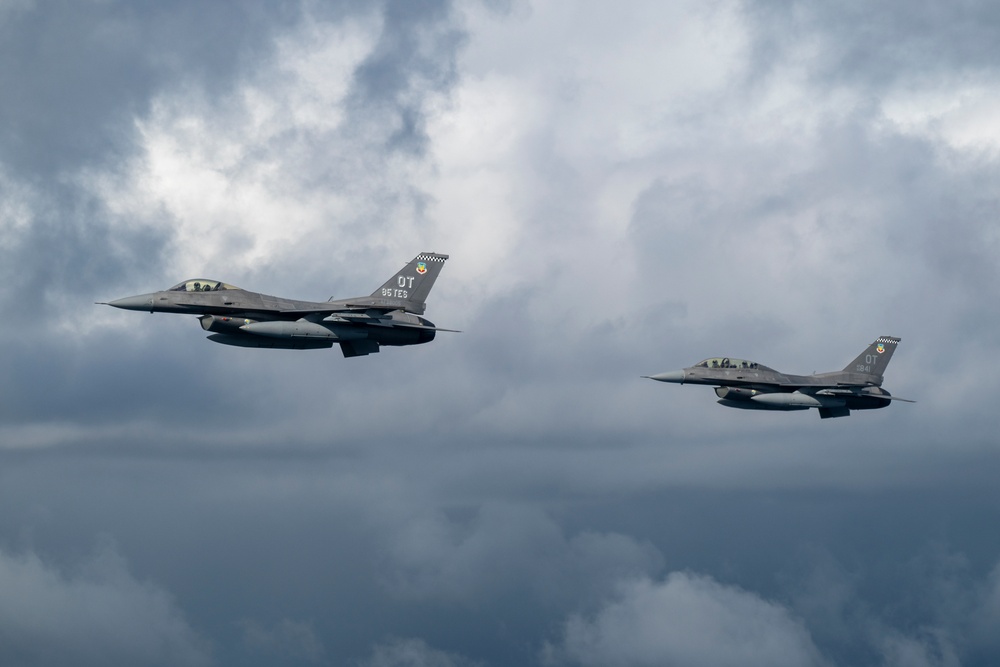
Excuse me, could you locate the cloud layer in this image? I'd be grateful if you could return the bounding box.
[2,0,1000,665]
[0,543,209,667]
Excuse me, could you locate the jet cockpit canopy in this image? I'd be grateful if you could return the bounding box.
[694,357,774,372]
[168,279,240,292]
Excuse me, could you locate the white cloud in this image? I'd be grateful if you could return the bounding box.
[126,12,382,280]
[546,572,826,667]
[95,8,442,289]
[424,0,750,296]
[881,83,1000,156]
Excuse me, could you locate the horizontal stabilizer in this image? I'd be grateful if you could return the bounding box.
[378,322,461,333]
[878,395,916,403]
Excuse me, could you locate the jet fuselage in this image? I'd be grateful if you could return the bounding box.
[646,337,908,419]
[103,253,449,357]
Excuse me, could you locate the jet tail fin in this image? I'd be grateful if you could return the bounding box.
[368,252,449,314]
[842,336,900,383]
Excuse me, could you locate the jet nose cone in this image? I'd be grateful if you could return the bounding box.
[644,370,686,383]
[106,294,155,311]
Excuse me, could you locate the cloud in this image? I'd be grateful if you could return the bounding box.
[744,0,1000,88]
[380,503,663,609]
[349,0,466,155]
[0,0,306,322]
[0,0,302,177]
[4,1,1000,666]
[0,542,210,667]
[82,0,468,293]
[877,630,960,667]
[360,637,482,667]
[238,618,325,664]
[546,572,827,667]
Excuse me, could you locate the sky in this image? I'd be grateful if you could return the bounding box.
[1,0,1000,665]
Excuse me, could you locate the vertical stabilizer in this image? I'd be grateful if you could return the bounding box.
[843,336,900,383]
[367,252,449,314]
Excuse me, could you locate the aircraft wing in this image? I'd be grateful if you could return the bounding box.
[278,304,391,316]
[815,388,916,403]
[281,310,461,332]
[371,321,462,332]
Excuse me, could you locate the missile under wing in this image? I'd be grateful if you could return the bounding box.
[101,252,454,358]
[645,336,914,419]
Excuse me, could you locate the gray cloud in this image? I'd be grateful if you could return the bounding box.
[349,0,465,155]
[378,503,663,610]
[361,637,482,667]
[0,0,302,176]
[744,0,1000,88]
[238,618,326,664]
[0,542,210,667]
[0,0,303,319]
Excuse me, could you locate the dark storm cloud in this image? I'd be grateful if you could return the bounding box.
[779,543,1000,666]
[0,327,269,428]
[0,179,172,320]
[0,0,302,176]
[0,542,209,667]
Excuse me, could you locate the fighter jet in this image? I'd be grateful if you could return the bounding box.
[645,336,913,418]
[101,252,452,357]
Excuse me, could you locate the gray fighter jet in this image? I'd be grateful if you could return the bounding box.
[101,252,452,357]
[645,336,913,418]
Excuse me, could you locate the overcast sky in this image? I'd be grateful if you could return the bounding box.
[2,1,1000,665]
